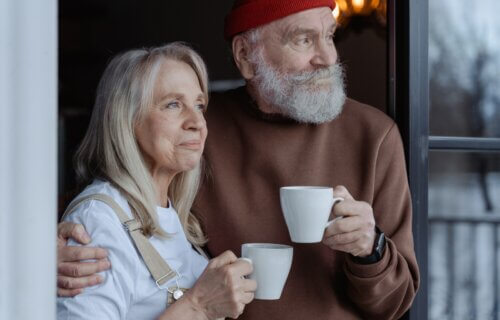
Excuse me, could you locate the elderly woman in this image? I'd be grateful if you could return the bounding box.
[57,43,256,320]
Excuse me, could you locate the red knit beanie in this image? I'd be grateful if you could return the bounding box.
[224,0,336,40]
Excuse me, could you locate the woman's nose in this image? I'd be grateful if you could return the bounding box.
[183,107,206,131]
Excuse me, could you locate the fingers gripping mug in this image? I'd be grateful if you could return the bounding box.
[280,186,343,243]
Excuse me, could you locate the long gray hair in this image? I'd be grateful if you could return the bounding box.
[74,42,208,245]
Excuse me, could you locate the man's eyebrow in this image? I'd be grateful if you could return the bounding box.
[281,27,316,44]
[281,22,338,44]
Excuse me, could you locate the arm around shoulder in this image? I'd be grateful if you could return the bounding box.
[57,201,139,319]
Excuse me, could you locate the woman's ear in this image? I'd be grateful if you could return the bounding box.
[232,35,255,80]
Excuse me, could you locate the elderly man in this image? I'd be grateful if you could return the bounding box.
[57,0,419,319]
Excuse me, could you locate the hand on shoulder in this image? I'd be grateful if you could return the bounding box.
[57,221,110,297]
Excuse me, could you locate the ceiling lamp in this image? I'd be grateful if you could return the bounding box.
[333,0,387,27]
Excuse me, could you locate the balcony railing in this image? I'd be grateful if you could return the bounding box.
[429,213,500,320]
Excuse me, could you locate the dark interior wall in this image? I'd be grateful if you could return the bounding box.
[336,18,387,111]
[58,0,387,198]
[59,0,238,110]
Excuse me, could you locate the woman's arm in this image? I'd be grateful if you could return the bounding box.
[156,294,208,320]
[158,251,256,320]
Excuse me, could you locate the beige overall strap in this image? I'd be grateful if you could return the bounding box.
[62,194,176,286]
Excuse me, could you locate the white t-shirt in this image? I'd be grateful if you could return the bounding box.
[57,180,209,320]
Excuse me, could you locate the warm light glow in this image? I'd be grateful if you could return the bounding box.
[334,0,387,27]
[336,0,348,11]
[352,0,365,13]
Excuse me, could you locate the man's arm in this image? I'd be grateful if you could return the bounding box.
[345,124,419,319]
[323,123,419,319]
[57,221,111,296]
[57,205,143,318]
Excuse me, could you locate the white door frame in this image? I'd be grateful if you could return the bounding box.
[0,0,57,319]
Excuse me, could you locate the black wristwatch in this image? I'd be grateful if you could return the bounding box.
[351,227,386,265]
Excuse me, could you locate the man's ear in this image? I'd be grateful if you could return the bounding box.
[232,35,255,80]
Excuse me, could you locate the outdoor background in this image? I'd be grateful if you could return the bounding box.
[428,0,500,319]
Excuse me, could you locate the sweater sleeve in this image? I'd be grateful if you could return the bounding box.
[57,200,139,320]
[343,123,420,320]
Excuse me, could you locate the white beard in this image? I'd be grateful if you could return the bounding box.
[249,49,346,124]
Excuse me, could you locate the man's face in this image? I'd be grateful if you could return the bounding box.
[259,7,338,75]
[246,7,346,124]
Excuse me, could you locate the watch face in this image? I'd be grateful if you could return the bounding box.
[375,232,386,256]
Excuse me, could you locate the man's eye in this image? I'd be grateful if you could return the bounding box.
[296,37,312,46]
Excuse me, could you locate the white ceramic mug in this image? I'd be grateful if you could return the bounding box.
[280,186,343,243]
[241,243,293,300]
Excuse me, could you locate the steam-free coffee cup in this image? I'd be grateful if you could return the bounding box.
[280,186,343,243]
[241,243,293,300]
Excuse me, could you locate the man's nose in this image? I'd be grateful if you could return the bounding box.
[311,39,337,67]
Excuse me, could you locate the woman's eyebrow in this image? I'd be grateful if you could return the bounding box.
[195,93,206,103]
[156,93,183,104]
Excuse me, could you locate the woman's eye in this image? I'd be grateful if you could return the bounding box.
[166,101,180,109]
[196,104,207,112]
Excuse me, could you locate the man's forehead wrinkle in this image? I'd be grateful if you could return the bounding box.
[261,8,337,46]
[279,12,336,38]
[323,17,337,33]
[259,20,285,43]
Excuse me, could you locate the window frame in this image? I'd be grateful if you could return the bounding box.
[390,0,429,318]
[390,0,500,319]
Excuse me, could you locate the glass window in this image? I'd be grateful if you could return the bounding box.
[429,152,500,215]
[428,152,500,320]
[429,0,500,137]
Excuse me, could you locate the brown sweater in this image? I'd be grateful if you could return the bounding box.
[193,87,419,320]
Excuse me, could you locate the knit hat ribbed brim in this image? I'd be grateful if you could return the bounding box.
[224,0,336,40]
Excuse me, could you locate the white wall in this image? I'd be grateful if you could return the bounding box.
[0,0,57,319]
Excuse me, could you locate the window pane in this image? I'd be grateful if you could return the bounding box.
[429,0,500,137]
[429,152,500,320]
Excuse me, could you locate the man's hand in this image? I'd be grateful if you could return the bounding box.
[322,186,376,257]
[57,222,111,297]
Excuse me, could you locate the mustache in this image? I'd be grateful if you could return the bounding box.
[285,64,339,85]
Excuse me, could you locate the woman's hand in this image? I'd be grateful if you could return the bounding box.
[159,250,256,320]
[188,250,256,319]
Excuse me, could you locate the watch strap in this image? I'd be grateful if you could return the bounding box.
[351,226,386,265]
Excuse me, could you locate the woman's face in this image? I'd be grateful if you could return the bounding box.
[135,59,207,176]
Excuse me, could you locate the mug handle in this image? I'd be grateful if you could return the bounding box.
[325,197,344,229]
[238,257,253,265]
[237,257,253,279]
